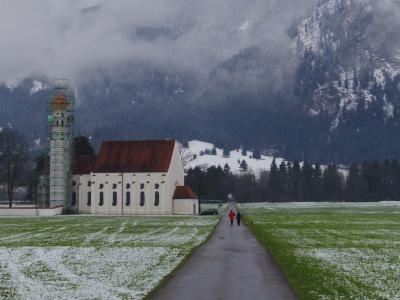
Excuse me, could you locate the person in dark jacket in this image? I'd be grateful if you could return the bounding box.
[236,212,241,226]
[229,210,236,226]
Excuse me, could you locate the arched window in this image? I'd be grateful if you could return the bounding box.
[87,192,91,206]
[71,192,76,206]
[112,192,117,206]
[126,192,131,206]
[100,184,104,189]
[155,183,159,189]
[112,183,117,189]
[140,183,145,189]
[88,181,91,187]
[126,183,131,189]
[140,192,145,206]
[154,191,160,206]
[99,192,104,206]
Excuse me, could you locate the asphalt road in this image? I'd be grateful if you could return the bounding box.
[152,203,298,300]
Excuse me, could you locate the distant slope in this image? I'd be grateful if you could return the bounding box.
[186,140,284,176]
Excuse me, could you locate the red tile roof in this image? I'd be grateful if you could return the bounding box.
[173,186,198,199]
[93,140,175,173]
[73,155,97,175]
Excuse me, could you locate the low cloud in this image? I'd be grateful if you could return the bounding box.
[0,0,317,86]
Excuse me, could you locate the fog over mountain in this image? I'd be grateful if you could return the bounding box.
[2,0,400,164]
[0,0,316,86]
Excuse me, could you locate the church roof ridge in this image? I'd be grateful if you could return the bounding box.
[93,139,176,173]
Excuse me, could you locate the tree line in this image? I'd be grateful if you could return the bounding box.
[186,159,400,203]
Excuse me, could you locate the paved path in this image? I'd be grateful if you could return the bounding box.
[152,203,298,300]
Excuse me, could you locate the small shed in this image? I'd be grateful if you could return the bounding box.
[173,186,199,215]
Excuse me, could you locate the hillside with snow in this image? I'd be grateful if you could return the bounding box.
[184,140,349,177]
[185,140,283,175]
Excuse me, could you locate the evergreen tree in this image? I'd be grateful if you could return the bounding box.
[301,162,314,201]
[268,159,281,201]
[223,163,231,175]
[211,147,217,155]
[291,161,302,201]
[312,164,323,201]
[253,149,262,160]
[323,164,343,201]
[345,162,364,201]
[278,161,288,200]
[240,160,248,172]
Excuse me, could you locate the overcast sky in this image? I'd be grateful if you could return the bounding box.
[0,0,318,85]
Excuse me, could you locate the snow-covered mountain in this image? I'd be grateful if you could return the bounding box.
[3,0,400,163]
[296,0,400,128]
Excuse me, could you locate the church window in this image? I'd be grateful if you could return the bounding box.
[100,184,104,189]
[140,183,144,189]
[154,191,160,206]
[126,183,131,189]
[126,192,131,206]
[140,192,145,206]
[87,192,91,206]
[112,192,117,206]
[87,181,91,187]
[72,181,76,186]
[112,183,117,189]
[99,192,104,206]
[71,192,76,206]
[155,183,159,189]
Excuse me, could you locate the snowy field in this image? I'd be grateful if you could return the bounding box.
[240,202,400,300]
[0,215,218,299]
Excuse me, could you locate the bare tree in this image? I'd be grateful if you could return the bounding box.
[0,129,29,207]
[178,142,194,172]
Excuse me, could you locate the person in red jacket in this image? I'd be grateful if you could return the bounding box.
[229,210,236,226]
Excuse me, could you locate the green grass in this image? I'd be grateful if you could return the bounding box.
[0,215,218,299]
[240,202,400,300]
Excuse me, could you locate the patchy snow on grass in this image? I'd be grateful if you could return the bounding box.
[0,215,218,299]
[0,247,184,300]
[241,202,400,299]
[240,201,400,211]
[297,248,400,300]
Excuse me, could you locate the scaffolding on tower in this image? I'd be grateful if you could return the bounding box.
[39,79,75,210]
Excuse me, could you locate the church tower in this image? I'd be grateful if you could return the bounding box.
[48,81,74,209]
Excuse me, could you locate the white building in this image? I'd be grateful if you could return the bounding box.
[71,140,199,215]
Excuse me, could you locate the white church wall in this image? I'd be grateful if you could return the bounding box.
[174,199,199,215]
[90,173,123,215]
[167,143,185,213]
[90,172,171,215]
[122,173,168,215]
[78,174,92,214]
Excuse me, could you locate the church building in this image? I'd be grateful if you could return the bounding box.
[71,140,199,215]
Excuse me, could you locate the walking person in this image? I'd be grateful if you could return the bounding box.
[229,210,236,226]
[236,211,241,226]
